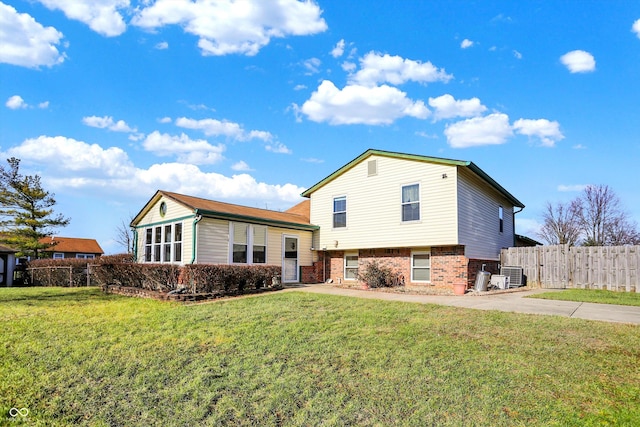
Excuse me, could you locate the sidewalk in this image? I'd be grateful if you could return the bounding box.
[283,284,640,325]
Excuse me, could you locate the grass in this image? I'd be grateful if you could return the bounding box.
[1,287,639,426]
[528,289,640,307]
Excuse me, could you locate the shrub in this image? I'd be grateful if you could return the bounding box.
[181,264,281,294]
[356,260,404,288]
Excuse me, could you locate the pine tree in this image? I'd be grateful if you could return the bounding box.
[0,157,70,258]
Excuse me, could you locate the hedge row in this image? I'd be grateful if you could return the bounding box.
[27,258,91,287]
[26,255,282,294]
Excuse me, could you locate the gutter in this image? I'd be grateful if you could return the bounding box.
[190,214,203,264]
[132,228,138,261]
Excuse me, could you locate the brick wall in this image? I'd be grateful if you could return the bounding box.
[316,246,473,290]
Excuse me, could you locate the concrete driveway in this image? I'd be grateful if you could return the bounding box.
[284,284,640,325]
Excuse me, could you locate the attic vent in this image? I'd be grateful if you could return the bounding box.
[367,159,377,176]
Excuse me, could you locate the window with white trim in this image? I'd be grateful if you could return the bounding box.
[76,254,95,259]
[499,206,504,233]
[143,222,183,263]
[402,183,420,222]
[231,223,268,264]
[53,253,64,260]
[333,196,346,228]
[411,251,431,282]
[344,253,359,280]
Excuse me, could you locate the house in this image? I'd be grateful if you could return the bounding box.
[130,191,318,283]
[40,237,105,259]
[131,149,525,289]
[0,244,16,287]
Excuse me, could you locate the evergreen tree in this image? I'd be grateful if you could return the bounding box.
[0,157,70,258]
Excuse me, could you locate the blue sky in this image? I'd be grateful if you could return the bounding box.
[1,0,639,254]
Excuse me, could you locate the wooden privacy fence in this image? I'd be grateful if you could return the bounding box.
[500,244,640,292]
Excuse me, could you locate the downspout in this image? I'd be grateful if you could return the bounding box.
[190,213,203,264]
[513,206,524,247]
[131,228,138,261]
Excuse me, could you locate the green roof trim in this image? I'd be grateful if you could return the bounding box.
[301,148,524,208]
[194,209,319,231]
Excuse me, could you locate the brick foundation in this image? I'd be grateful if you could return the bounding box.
[310,246,500,291]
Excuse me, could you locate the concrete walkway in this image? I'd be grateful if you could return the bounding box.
[283,284,640,325]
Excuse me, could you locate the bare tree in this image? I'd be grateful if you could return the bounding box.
[538,200,582,245]
[115,218,134,254]
[576,185,628,246]
[540,184,640,247]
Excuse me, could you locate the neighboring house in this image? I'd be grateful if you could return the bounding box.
[0,244,16,287]
[130,191,318,283]
[40,237,105,259]
[131,149,525,289]
[515,234,542,247]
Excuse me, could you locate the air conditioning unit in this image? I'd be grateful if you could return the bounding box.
[490,275,509,289]
[501,266,524,287]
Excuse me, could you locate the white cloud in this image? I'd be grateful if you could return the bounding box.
[6,95,27,109]
[6,135,304,203]
[350,52,453,87]
[0,2,65,68]
[331,39,345,58]
[428,94,487,121]
[38,101,50,109]
[301,157,324,164]
[341,61,356,72]
[293,84,307,91]
[158,116,172,123]
[300,80,430,125]
[560,50,596,73]
[302,57,321,74]
[175,117,272,141]
[513,118,564,147]
[142,131,225,165]
[265,142,292,154]
[132,0,327,56]
[513,50,522,59]
[460,39,474,49]
[444,113,513,148]
[37,0,128,37]
[633,19,640,38]
[155,41,169,50]
[558,184,588,192]
[82,115,136,132]
[232,160,252,171]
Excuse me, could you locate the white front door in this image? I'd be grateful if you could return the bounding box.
[282,235,299,283]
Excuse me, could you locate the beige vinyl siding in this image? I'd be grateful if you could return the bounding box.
[309,155,459,250]
[267,227,313,266]
[137,196,193,225]
[457,168,514,260]
[194,219,313,266]
[195,218,229,264]
[135,196,195,263]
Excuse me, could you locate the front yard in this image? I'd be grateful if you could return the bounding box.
[1,287,639,426]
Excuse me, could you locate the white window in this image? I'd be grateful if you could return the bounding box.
[231,223,268,264]
[344,253,359,280]
[53,253,64,260]
[333,196,346,228]
[411,251,431,282]
[499,206,504,233]
[144,222,183,263]
[402,183,420,222]
[75,254,95,259]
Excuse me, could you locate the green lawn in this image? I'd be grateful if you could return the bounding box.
[1,287,639,426]
[528,289,640,307]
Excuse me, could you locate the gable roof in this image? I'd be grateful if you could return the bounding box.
[40,237,104,254]
[132,190,317,231]
[301,149,525,208]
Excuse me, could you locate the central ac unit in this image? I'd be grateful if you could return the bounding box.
[501,266,524,287]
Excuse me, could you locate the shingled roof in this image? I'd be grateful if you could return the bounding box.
[40,237,104,255]
[152,191,317,230]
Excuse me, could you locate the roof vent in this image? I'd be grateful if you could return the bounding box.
[367,159,377,176]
